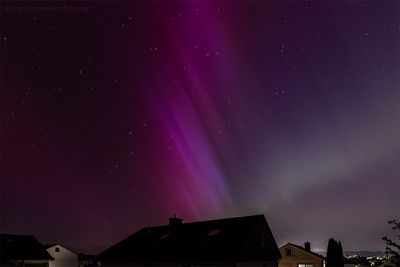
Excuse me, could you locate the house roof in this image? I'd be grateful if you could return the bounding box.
[98,214,281,263]
[44,244,56,249]
[282,243,325,260]
[45,244,78,255]
[0,234,54,261]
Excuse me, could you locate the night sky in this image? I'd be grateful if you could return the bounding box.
[1,1,399,254]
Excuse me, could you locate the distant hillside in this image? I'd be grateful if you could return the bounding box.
[344,251,386,257]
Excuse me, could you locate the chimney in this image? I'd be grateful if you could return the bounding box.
[168,214,183,227]
[304,241,311,252]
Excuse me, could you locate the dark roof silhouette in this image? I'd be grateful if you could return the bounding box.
[44,244,56,249]
[284,243,326,260]
[0,234,53,261]
[98,214,281,263]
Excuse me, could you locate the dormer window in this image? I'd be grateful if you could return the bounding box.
[285,248,293,256]
[160,233,170,240]
[260,235,265,247]
[207,229,221,236]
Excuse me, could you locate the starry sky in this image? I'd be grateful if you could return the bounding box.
[1,1,399,254]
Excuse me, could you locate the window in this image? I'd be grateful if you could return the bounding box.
[160,233,170,240]
[207,229,221,236]
[285,248,293,256]
[298,264,314,267]
[260,235,265,247]
[55,247,60,252]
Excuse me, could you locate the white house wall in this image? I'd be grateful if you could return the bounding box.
[47,245,78,267]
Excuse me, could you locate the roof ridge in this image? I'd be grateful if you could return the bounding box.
[143,214,266,229]
[285,243,325,259]
[0,233,36,237]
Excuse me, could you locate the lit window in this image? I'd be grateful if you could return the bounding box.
[55,247,60,252]
[298,264,314,267]
[207,229,221,236]
[285,248,293,256]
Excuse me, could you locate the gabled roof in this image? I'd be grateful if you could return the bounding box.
[45,244,78,255]
[282,243,325,260]
[0,234,54,261]
[98,214,281,263]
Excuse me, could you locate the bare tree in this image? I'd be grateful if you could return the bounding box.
[382,219,400,259]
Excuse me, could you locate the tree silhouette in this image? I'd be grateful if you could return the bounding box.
[382,219,400,259]
[326,238,344,267]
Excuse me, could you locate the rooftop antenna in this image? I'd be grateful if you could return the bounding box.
[168,213,183,226]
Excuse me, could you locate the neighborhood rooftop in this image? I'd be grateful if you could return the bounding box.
[0,233,53,261]
[98,214,281,263]
[285,242,326,259]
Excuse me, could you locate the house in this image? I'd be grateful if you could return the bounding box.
[0,233,53,267]
[45,244,78,267]
[98,214,281,267]
[279,242,325,267]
